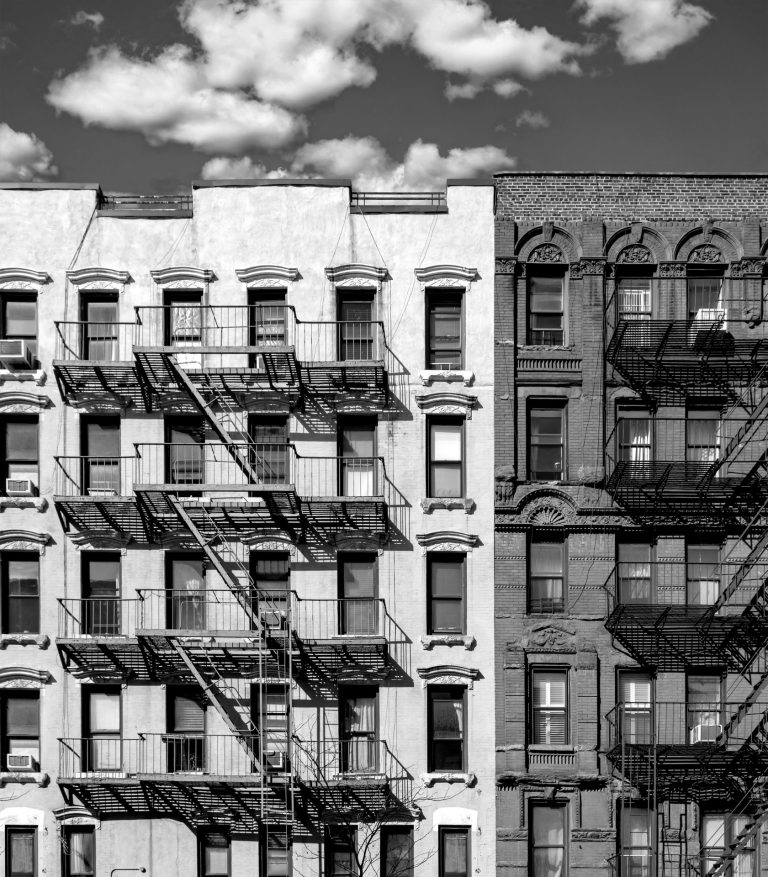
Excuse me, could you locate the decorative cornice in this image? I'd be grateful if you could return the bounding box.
[415,391,477,418]
[0,497,47,512]
[421,771,476,788]
[528,245,564,263]
[417,665,481,688]
[0,772,49,787]
[616,245,652,264]
[241,535,298,556]
[732,257,766,276]
[570,259,606,279]
[658,261,686,278]
[495,257,517,275]
[420,634,476,650]
[0,269,51,290]
[150,267,214,286]
[414,265,479,291]
[325,264,388,287]
[67,268,132,290]
[329,533,385,554]
[421,497,475,514]
[235,265,300,285]
[53,806,100,827]
[0,634,49,650]
[415,531,480,553]
[0,392,50,413]
[0,530,50,553]
[419,369,474,387]
[0,667,52,688]
[70,530,131,552]
[688,244,724,263]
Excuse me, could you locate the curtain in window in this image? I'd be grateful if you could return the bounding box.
[171,559,205,629]
[341,558,376,635]
[618,417,651,464]
[530,543,564,612]
[618,544,652,604]
[621,810,651,877]
[687,676,722,737]
[340,424,376,496]
[344,693,376,772]
[9,831,35,877]
[429,421,462,497]
[68,829,95,877]
[85,301,118,361]
[442,831,469,877]
[687,545,720,606]
[687,413,720,465]
[532,809,565,877]
[6,557,39,634]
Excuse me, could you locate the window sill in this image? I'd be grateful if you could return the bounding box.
[0,367,46,386]
[0,633,49,650]
[527,745,575,754]
[421,497,475,514]
[421,771,476,788]
[420,634,476,650]
[0,771,48,787]
[419,369,474,387]
[0,496,47,512]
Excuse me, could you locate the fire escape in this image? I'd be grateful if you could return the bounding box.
[52,300,410,841]
[603,274,768,877]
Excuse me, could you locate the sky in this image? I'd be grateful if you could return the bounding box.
[0,0,766,192]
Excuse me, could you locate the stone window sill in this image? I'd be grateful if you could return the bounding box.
[421,497,475,514]
[419,369,474,387]
[421,771,476,787]
[420,634,476,650]
[0,368,46,386]
[527,744,575,754]
[0,634,49,649]
[0,496,47,512]
[0,771,49,787]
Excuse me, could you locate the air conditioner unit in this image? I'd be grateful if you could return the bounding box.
[261,609,288,630]
[264,750,286,772]
[0,339,34,369]
[6,754,37,772]
[6,478,35,496]
[690,722,723,743]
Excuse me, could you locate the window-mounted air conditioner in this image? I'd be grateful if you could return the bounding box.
[0,339,34,369]
[260,609,288,630]
[690,722,723,744]
[6,478,36,497]
[6,753,37,772]
[264,750,287,772]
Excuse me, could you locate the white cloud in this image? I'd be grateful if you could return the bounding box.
[577,0,713,63]
[47,46,306,153]
[493,79,525,98]
[0,124,58,182]
[200,156,292,179]
[70,11,105,30]
[444,81,483,101]
[516,110,550,128]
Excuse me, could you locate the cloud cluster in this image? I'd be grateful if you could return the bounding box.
[201,137,516,190]
[70,10,105,30]
[0,124,58,182]
[516,110,550,129]
[577,0,713,63]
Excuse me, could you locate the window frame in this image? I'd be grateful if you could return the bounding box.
[527,272,566,346]
[617,541,654,605]
[438,827,470,877]
[427,685,466,773]
[700,813,756,877]
[1,292,38,358]
[261,828,292,876]
[528,536,566,614]
[1,551,40,635]
[6,826,37,877]
[198,832,231,877]
[528,403,566,482]
[425,288,464,370]
[530,667,569,746]
[427,552,466,635]
[615,404,653,465]
[529,802,567,877]
[0,690,40,768]
[326,825,357,877]
[1,415,39,491]
[618,804,655,877]
[427,415,465,499]
[382,826,414,877]
[62,825,95,877]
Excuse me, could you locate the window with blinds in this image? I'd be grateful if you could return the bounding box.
[531,670,568,745]
[428,418,464,498]
[529,406,565,481]
[618,673,652,745]
[686,410,721,466]
[529,539,565,613]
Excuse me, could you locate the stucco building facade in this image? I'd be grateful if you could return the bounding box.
[0,180,496,876]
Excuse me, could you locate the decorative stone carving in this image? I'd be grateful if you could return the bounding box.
[415,531,479,553]
[498,828,529,840]
[0,369,47,386]
[241,536,297,556]
[735,257,766,275]
[330,533,385,553]
[525,622,576,651]
[689,245,723,263]
[0,497,47,512]
[495,258,516,275]
[0,530,50,553]
[518,494,575,526]
[571,829,615,841]
[0,634,49,650]
[658,261,686,278]
[151,267,215,288]
[0,392,50,413]
[0,771,49,787]
[570,259,606,278]
[617,245,652,264]
[421,772,476,787]
[419,369,474,387]
[67,268,132,292]
[417,665,480,688]
[0,667,52,688]
[70,530,131,552]
[528,245,564,263]
[54,806,100,827]
[420,634,476,650]
[0,269,51,291]
[415,392,477,419]
[325,264,388,289]
[235,265,300,286]
[421,497,475,514]
[414,265,479,292]
[530,507,566,526]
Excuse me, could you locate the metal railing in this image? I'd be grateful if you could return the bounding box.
[54,321,139,362]
[58,598,141,638]
[136,588,292,633]
[97,193,193,215]
[294,738,397,782]
[351,191,447,210]
[54,456,135,496]
[295,598,386,639]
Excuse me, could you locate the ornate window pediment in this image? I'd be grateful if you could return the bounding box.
[415,265,479,293]
[415,391,477,419]
[70,529,132,552]
[415,531,479,553]
[417,665,480,688]
[325,264,388,288]
[0,268,51,292]
[54,806,100,828]
[236,265,300,286]
[0,530,50,553]
[0,667,52,688]
[528,245,564,263]
[241,535,298,557]
[616,245,653,264]
[150,267,215,288]
[67,267,131,292]
[0,392,50,414]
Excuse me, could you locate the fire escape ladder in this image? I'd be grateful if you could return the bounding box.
[704,787,768,877]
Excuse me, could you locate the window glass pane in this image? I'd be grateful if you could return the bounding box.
[204,844,229,876]
[430,423,461,461]
[8,830,35,877]
[533,807,564,844]
[5,421,37,460]
[341,425,375,457]
[432,697,463,738]
[86,559,119,596]
[384,827,413,877]
[5,300,36,337]
[430,558,463,597]
[531,544,562,577]
[530,277,563,310]
[85,422,119,457]
[532,848,563,877]
[342,559,375,598]
[442,831,468,877]
[173,694,204,732]
[89,692,120,731]
[172,559,204,591]
[533,672,566,706]
[432,601,463,632]
[68,829,95,876]
[431,463,462,498]
[8,558,39,595]
[5,696,39,735]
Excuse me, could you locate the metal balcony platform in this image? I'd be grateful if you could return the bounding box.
[53,360,149,410]
[54,495,151,542]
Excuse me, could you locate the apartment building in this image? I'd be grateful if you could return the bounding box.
[494,173,768,877]
[0,179,495,877]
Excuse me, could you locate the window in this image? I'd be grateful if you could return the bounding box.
[687,410,721,465]
[167,688,205,772]
[530,804,566,877]
[251,551,290,627]
[200,833,230,877]
[529,539,565,614]
[618,278,652,322]
[439,828,469,877]
[1,692,39,769]
[249,416,289,484]
[1,553,39,634]
[63,827,94,877]
[428,686,465,772]
[619,807,653,877]
[249,290,287,369]
[339,553,377,635]
[82,553,120,636]
[165,417,205,485]
[81,417,120,494]
[618,672,652,745]
[339,418,377,496]
[428,554,465,634]
[2,417,38,491]
[701,815,755,877]
[687,676,722,742]
[688,275,724,321]
[616,409,651,464]
[337,294,373,361]
[618,543,652,604]
[428,417,463,497]
[687,544,720,606]
[252,683,290,772]
[382,827,414,877]
[528,406,565,481]
[1,294,37,358]
[167,555,205,630]
[83,687,120,771]
[528,275,564,345]
[531,670,568,745]
[80,294,118,361]
[262,829,291,876]
[165,292,202,345]
[340,686,378,773]
[327,826,356,877]
[6,827,36,877]
[426,290,463,369]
